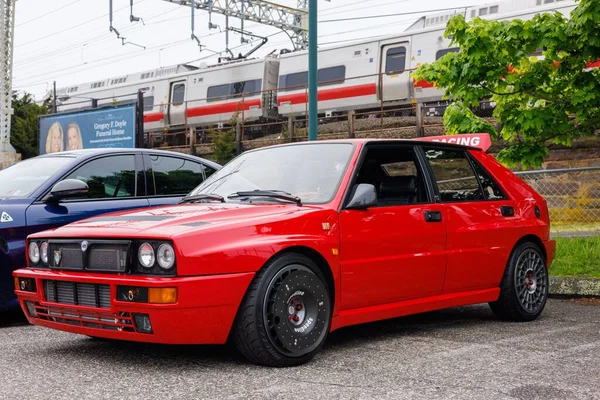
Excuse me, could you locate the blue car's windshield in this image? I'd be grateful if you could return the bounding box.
[189,143,354,204]
[0,157,73,198]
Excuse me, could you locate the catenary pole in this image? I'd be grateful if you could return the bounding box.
[308,0,317,141]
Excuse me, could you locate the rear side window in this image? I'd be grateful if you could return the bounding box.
[423,148,484,202]
[470,157,506,200]
[63,155,136,199]
[149,155,206,196]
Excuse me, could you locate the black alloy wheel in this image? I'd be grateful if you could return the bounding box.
[233,253,332,367]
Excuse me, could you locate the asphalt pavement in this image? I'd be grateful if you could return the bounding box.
[1,298,599,400]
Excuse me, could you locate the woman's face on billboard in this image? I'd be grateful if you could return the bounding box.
[67,127,80,150]
[50,125,62,152]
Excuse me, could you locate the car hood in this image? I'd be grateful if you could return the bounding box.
[32,202,319,239]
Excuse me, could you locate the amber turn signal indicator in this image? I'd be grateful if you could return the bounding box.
[148,287,177,304]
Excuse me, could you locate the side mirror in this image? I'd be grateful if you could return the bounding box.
[346,183,377,210]
[47,179,89,202]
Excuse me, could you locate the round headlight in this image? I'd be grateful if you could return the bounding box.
[157,243,175,270]
[40,242,49,264]
[138,243,155,268]
[29,242,40,264]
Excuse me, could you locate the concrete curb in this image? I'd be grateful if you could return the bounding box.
[549,276,600,297]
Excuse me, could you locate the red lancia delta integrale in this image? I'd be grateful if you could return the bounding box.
[14,135,555,367]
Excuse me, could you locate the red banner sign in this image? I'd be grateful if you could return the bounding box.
[417,133,492,152]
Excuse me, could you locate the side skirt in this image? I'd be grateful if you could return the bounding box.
[330,288,500,332]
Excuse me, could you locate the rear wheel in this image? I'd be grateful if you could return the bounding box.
[489,241,548,322]
[233,253,332,367]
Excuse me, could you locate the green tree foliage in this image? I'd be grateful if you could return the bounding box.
[10,92,51,159]
[413,0,600,168]
[209,112,240,164]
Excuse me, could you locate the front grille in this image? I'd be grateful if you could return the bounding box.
[48,239,130,272]
[44,280,111,309]
[33,303,135,332]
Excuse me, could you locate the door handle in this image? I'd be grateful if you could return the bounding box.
[424,211,442,222]
[500,206,514,217]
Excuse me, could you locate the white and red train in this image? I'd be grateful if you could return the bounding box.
[52,0,576,139]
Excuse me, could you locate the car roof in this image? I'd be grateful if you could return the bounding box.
[34,148,221,168]
[241,138,483,153]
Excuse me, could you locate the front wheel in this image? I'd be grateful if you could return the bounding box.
[489,241,548,322]
[233,253,332,367]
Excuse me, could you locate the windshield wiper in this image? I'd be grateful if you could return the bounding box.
[179,193,225,204]
[228,190,302,206]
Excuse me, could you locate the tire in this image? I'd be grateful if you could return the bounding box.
[233,253,332,367]
[489,241,548,322]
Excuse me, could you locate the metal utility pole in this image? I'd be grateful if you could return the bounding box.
[0,0,16,156]
[162,0,309,50]
[52,81,57,113]
[307,0,317,141]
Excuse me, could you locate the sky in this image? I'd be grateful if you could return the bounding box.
[12,0,496,99]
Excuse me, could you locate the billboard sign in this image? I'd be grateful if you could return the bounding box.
[39,104,137,155]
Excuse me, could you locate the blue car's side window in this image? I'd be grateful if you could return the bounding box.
[148,155,208,196]
[62,155,137,200]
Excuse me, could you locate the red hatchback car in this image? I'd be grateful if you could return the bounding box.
[14,136,555,367]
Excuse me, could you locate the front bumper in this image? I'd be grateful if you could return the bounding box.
[13,268,254,344]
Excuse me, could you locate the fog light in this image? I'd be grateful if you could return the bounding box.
[132,313,153,333]
[15,277,36,292]
[117,286,148,303]
[148,287,177,304]
[25,301,37,318]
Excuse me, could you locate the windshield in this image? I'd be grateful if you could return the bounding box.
[189,143,354,204]
[0,156,73,197]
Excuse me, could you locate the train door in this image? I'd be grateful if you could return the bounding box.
[168,80,186,126]
[379,42,411,102]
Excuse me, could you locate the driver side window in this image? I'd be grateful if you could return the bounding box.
[63,155,136,200]
[354,145,430,207]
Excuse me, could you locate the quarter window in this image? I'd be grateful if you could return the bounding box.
[470,158,506,200]
[385,47,406,75]
[150,155,207,196]
[423,148,484,202]
[63,155,136,199]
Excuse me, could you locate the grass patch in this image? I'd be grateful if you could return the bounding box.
[551,236,600,278]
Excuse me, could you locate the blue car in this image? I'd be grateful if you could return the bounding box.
[0,148,220,310]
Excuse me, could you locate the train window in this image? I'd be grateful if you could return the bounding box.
[435,47,459,60]
[282,71,308,91]
[172,84,185,106]
[385,47,406,75]
[489,5,499,13]
[318,66,346,86]
[471,10,476,17]
[143,96,154,112]
[207,84,230,102]
[479,8,488,16]
[230,79,262,98]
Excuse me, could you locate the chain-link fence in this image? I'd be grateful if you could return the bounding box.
[515,167,600,236]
